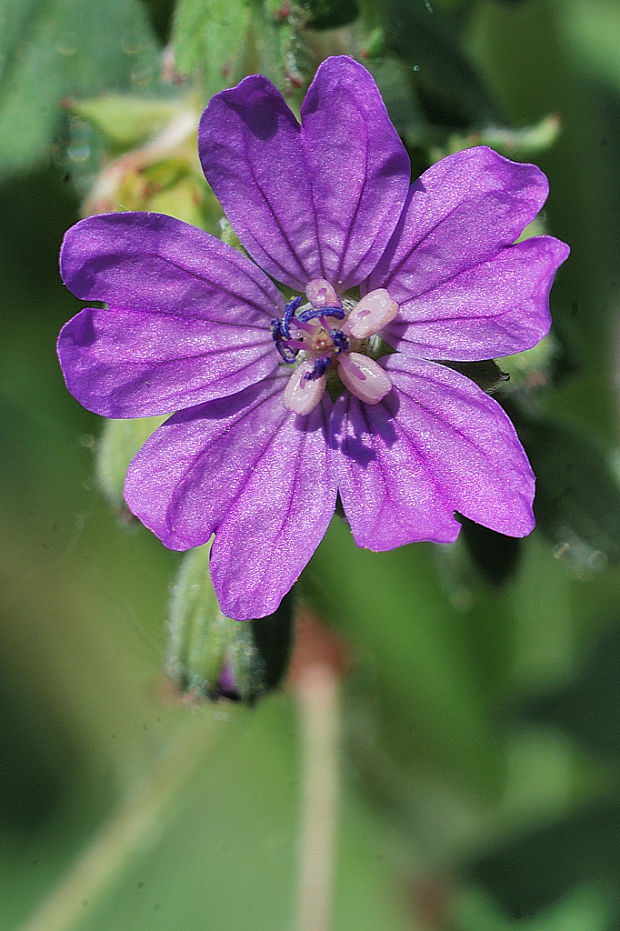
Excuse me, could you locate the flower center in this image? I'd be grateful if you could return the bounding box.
[270,278,399,415]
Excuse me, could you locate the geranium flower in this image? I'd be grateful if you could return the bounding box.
[58,56,569,619]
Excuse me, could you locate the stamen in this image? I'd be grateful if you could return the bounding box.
[271,317,299,364]
[305,278,341,309]
[329,329,349,353]
[275,342,299,364]
[283,360,326,415]
[338,352,393,405]
[273,285,396,406]
[342,289,399,340]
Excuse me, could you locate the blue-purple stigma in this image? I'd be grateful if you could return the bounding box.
[304,357,332,381]
[270,318,299,364]
[271,296,306,363]
[297,305,345,325]
[271,295,349,370]
[281,295,302,339]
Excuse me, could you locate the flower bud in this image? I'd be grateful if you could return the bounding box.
[67,95,181,148]
[95,416,165,510]
[71,95,222,231]
[166,544,293,703]
[432,113,562,162]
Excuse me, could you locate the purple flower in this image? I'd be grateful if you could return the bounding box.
[58,56,569,620]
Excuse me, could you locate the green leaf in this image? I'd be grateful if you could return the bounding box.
[458,519,522,587]
[373,0,502,127]
[514,414,620,569]
[516,619,620,758]
[304,518,505,797]
[171,0,310,99]
[468,801,620,917]
[563,0,620,97]
[454,883,616,931]
[299,0,359,30]
[0,0,161,178]
[432,113,563,161]
[365,54,426,143]
[171,0,254,90]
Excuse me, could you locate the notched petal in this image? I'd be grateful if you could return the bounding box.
[383,356,536,538]
[60,212,283,321]
[370,146,555,301]
[57,307,276,417]
[332,384,461,549]
[125,375,337,619]
[333,354,536,551]
[57,212,282,416]
[199,56,410,291]
[383,236,569,360]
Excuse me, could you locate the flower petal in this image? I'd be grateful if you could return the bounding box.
[60,212,282,318]
[199,56,410,291]
[58,213,282,415]
[124,373,336,619]
[199,74,310,289]
[57,308,276,417]
[331,384,461,549]
[384,236,569,360]
[368,148,564,352]
[332,356,534,549]
[299,56,411,290]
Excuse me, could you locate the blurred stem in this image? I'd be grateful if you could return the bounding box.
[19,718,225,931]
[294,664,340,931]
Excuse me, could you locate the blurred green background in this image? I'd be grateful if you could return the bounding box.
[3,0,620,928]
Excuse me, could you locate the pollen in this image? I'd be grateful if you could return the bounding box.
[310,328,333,353]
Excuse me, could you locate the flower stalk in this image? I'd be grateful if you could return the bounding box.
[295,662,340,931]
[290,611,347,931]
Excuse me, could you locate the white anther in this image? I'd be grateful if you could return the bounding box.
[337,352,393,405]
[342,288,399,339]
[305,278,341,309]
[283,361,326,415]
